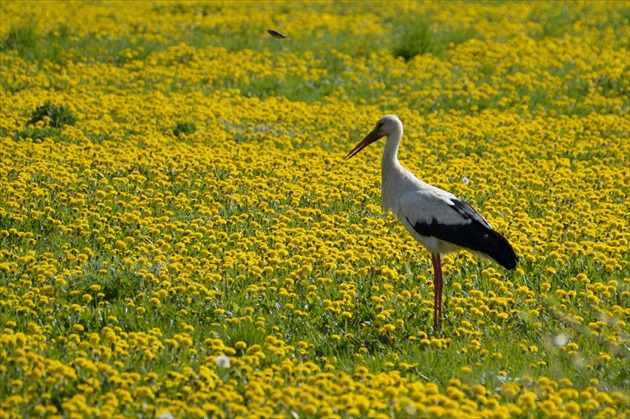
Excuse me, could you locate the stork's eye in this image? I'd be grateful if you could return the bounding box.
[377,122,384,129]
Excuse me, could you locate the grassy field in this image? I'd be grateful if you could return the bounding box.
[1,1,629,418]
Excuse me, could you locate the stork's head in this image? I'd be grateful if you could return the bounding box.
[345,115,402,160]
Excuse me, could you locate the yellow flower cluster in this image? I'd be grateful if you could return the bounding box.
[3,318,629,418]
[1,1,628,418]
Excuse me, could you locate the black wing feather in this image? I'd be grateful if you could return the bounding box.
[408,199,518,270]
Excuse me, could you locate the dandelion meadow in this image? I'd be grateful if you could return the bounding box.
[1,1,628,418]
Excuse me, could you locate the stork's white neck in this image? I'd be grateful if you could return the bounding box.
[380,121,405,215]
[381,120,403,168]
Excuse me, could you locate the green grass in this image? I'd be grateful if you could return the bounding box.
[0,25,39,57]
[172,121,197,137]
[392,19,478,62]
[27,102,76,128]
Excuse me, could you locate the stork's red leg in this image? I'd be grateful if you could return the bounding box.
[431,253,443,331]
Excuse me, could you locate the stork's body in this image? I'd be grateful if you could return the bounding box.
[346,115,517,330]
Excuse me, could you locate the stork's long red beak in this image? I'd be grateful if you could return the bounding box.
[344,129,383,161]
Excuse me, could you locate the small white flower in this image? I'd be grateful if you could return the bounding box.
[216,355,230,368]
[462,177,470,186]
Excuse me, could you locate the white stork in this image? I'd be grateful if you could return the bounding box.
[345,115,517,331]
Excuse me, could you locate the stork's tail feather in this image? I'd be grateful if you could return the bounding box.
[480,229,518,270]
[407,216,518,270]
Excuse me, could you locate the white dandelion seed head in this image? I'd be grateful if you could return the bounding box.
[157,412,175,419]
[462,177,470,186]
[571,354,585,369]
[554,333,569,346]
[403,400,418,415]
[216,355,230,368]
